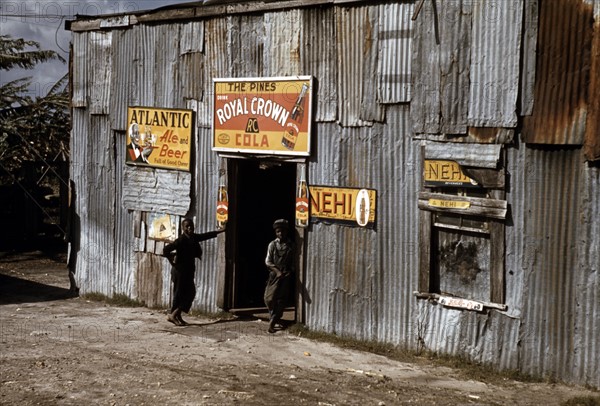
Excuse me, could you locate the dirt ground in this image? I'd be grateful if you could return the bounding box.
[1,250,599,406]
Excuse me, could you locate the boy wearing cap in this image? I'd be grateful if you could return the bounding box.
[264,219,295,333]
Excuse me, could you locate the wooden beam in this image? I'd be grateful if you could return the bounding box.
[418,191,508,219]
[412,0,426,21]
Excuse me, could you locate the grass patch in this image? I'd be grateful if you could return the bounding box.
[287,323,544,385]
[288,323,418,363]
[422,351,542,384]
[561,397,600,406]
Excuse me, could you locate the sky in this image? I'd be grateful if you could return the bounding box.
[0,0,187,99]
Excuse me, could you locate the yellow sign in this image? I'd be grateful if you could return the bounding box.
[423,160,478,187]
[213,77,313,156]
[428,199,471,209]
[309,186,376,228]
[126,106,193,171]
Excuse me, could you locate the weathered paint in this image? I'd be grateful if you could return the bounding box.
[584,0,600,160]
[468,0,522,128]
[523,0,595,145]
[520,0,538,116]
[377,2,413,103]
[122,167,192,215]
[301,7,337,122]
[336,5,385,127]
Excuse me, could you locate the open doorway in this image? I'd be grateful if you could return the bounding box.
[227,158,296,312]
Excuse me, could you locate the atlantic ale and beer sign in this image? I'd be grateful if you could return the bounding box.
[212,76,313,156]
[126,106,193,171]
[309,185,377,228]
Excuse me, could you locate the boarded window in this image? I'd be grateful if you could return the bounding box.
[418,142,506,306]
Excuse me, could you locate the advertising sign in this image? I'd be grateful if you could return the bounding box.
[428,199,471,209]
[126,106,193,171]
[309,185,377,228]
[147,212,178,242]
[438,295,484,311]
[212,76,313,156]
[423,160,478,188]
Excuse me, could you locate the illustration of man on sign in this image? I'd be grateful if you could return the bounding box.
[127,123,155,164]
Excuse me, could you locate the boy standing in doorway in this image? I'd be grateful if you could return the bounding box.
[264,219,295,333]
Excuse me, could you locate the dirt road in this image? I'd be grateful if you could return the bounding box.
[1,251,598,405]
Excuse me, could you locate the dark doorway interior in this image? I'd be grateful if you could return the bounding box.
[229,159,296,309]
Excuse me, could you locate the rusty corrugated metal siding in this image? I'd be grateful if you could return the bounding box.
[518,147,595,384]
[71,113,116,295]
[523,0,595,145]
[113,132,136,297]
[377,2,413,104]
[412,0,523,134]
[575,156,600,386]
[520,0,538,116]
[88,32,112,115]
[135,25,156,107]
[374,105,420,344]
[189,127,222,313]
[584,0,600,160]
[202,18,230,128]
[155,24,183,108]
[264,10,302,76]
[180,21,205,102]
[68,0,600,388]
[411,0,473,134]
[306,105,419,342]
[122,167,192,215]
[109,29,136,130]
[336,5,385,127]
[468,0,522,128]
[71,32,87,108]
[301,7,337,122]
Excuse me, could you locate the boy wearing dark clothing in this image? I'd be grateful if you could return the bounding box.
[163,218,221,326]
[264,219,295,333]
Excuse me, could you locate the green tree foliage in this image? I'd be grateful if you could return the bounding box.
[0,34,70,185]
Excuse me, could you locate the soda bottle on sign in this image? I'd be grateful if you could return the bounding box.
[282,123,300,150]
[282,82,309,150]
[290,83,309,123]
[216,184,228,229]
[359,196,366,226]
[295,171,309,227]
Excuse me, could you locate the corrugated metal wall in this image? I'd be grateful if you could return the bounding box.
[306,108,419,341]
[523,0,595,145]
[69,0,600,388]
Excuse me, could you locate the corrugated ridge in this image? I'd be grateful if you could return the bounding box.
[468,0,521,128]
[264,10,302,77]
[377,2,413,103]
[302,7,337,122]
[521,148,581,380]
[523,0,593,144]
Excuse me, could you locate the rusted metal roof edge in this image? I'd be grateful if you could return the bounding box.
[66,0,377,32]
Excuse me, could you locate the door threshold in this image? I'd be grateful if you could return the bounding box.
[228,307,296,322]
